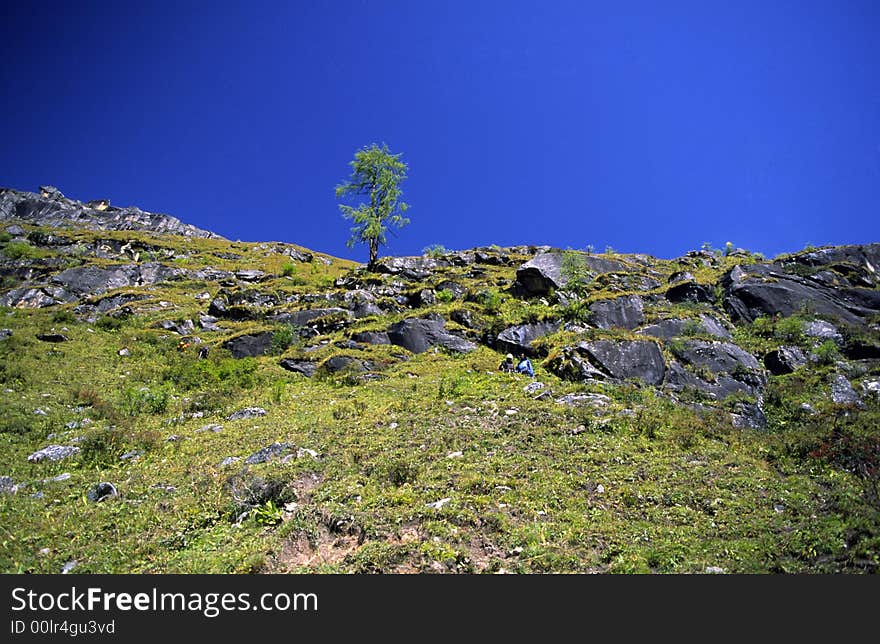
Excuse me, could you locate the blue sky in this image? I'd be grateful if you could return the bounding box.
[2,1,878,262]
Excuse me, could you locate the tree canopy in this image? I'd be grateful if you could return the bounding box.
[335,143,410,269]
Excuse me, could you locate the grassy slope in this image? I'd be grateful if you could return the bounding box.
[0,229,877,573]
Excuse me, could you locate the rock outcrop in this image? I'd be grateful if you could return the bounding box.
[0,186,222,239]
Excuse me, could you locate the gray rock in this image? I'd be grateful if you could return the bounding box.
[227,407,267,421]
[244,442,293,465]
[409,288,436,307]
[27,445,80,463]
[803,320,844,344]
[552,340,666,385]
[0,329,11,340]
[374,256,448,279]
[270,308,353,328]
[61,561,78,574]
[721,264,875,326]
[224,332,274,358]
[450,309,479,329]
[666,281,715,304]
[0,186,221,239]
[351,330,391,345]
[764,346,807,375]
[120,450,144,460]
[861,379,880,399]
[523,381,545,394]
[0,475,18,494]
[589,295,644,330]
[198,315,221,331]
[36,333,68,342]
[496,320,561,356]
[220,456,241,466]
[278,359,318,377]
[1,287,75,308]
[5,223,25,236]
[235,269,266,282]
[730,401,768,430]
[555,392,612,407]
[195,424,223,434]
[44,472,71,483]
[322,355,370,373]
[636,315,730,340]
[435,280,467,299]
[515,251,627,295]
[670,340,761,374]
[86,482,117,502]
[387,317,477,354]
[668,271,695,283]
[830,374,863,407]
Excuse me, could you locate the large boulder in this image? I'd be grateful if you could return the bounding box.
[351,330,391,345]
[495,320,561,357]
[0,286,76,308]
[636,315,731,340]
[515,252,627,296]
[51,265,133,295]
[670,340,762,374]
[721,264,877,326]
[373,256,448,280]
[763,346,807,375]
[588,295,644,330]
[271,308,352,328]
[549,340,666,385]
[387,316,477,354]
[777,244,880,287]
[663,362,761,400]
[322,355,370,373]
[665,281,715,304]
[278,359,318,377]
[224,332,274,358]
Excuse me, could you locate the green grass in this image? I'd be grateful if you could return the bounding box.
[0,226,877,574]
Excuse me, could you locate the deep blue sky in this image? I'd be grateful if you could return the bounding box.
[2,1,878,262]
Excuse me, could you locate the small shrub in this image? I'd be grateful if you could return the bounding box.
[0,231,12,243]
[281,262,297,277]
[436,289,455,303]
[0,409,41,436]
[476,289,503,313]
[604,245,616,256]
[381,457,419,487]
[118,385,171,417]
[253,499,284,526]
[814,340,841,365]
[79,425,159,466]
[3,241,41,260]
[724,241,735,256]
[561,249,590,293]
[271,325,295,354]
[0,361,26,386]
[51,310,77,324]
[775,316,805,344]
[681,319,702,336]
[751,316,774,337]
[95,315,125,332]
[422,244,447,258]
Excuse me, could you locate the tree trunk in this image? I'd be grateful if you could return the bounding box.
[368,238,379,270]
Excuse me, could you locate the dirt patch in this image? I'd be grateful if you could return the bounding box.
[273,525,362,571]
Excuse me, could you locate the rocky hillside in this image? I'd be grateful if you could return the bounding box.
[1,189,878,573]
[1,185,222,240]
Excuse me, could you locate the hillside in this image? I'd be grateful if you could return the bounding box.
[1,186,878,573]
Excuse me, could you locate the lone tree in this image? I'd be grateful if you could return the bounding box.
[335,143,410,269]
